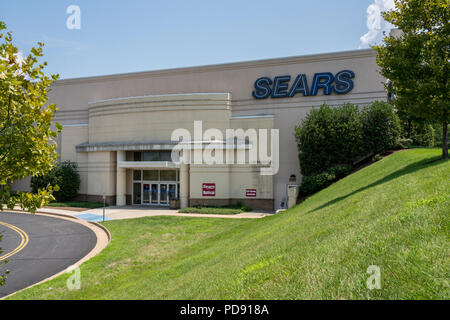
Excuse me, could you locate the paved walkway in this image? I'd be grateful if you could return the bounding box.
[35,206,273,222]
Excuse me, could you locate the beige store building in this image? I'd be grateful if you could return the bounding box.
[13,48,387,211]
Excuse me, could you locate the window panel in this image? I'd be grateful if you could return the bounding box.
[160,170,176,181]
[139,151,173,161]
[143,170,159,180]
[143,151,158,161]
[133,170,142,181]
[160,151,172,161]
[133,152,142,161]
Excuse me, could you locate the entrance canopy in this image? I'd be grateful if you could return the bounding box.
[76,140,177,152]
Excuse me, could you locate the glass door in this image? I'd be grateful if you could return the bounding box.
[137,181,176,206]
[160,184,168,205]
[133,183,141,205]
[142,183,150,204]
[151,183,159,204]
[168,184,177,201]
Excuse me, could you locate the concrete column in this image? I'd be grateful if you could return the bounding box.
[116,151,126,206]
[180,163,189,208]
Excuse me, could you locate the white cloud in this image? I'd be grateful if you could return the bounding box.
[360,0,396,48]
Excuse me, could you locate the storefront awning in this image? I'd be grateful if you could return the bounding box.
[76,140,178,152]
[117,161,179,169]
[76,139,252,152]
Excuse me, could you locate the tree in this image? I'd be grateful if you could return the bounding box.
[31,161,80,202]
[374,0,449,158]
[0,21,61,213]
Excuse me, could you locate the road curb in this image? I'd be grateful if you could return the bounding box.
[33,209,112,241]
[88,221,111,242]
[37,210,80,220]
[1,209,111,300]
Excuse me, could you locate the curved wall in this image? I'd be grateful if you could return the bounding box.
[87,93,231,144]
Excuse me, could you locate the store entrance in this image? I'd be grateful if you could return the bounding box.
[138,182,179,206]
[133,169,180,206]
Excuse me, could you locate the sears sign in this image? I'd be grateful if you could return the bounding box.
[252,70,355,99]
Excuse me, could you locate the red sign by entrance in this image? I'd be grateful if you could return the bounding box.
[202,183,216,196]
[246,189,257,197]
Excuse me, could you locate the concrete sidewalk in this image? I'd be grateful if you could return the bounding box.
[34,206,273,222]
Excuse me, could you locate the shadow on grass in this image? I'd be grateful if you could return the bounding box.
[308,155,446,214]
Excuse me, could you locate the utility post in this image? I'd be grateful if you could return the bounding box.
[102,192,106,222]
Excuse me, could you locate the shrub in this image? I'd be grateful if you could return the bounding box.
[295,105,333,176]
[400,120,444,147]
[432,123,447,147]
[394,137,413,149]
[372,154,383,162]
[328,165,352,179]
[360,101,401,154]
[328,103,364,166]
[31,161,80,202]
[295,101,401,196]
[299,164,353,196]
[412,124,435,146]
[295,103,363,176]
[410,123,435,147]
[300,171,336,196]
[223,202,252,212]
[295,101,399,176]
[179,207,244,215]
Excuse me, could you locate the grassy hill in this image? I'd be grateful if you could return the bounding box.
[8,148,449,299]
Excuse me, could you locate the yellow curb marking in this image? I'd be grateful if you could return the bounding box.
[0,221,29,261]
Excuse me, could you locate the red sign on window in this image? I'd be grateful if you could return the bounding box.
[202,183,216,196]
[246,189,257,197]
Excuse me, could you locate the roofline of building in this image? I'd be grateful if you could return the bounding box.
[54,48,376,86]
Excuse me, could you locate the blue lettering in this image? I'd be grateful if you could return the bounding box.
[288,74,309,97]
[332,70,355,94]
[271,75,291,98]
[252,70,354,99]
[310,72,334,96]
[252,77,273,99]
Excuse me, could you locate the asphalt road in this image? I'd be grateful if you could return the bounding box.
[0,211,97,298]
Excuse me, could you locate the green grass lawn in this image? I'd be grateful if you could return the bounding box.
[178,205,251,215]
[47,201,106,209]
[8,149,449,299]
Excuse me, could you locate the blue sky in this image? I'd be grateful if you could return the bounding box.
[1,0,393,79]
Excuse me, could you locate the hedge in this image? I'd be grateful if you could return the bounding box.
[360,101,401,154]
[294,103,364,176]
[31,161,80,202]
[295,101,401,196]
